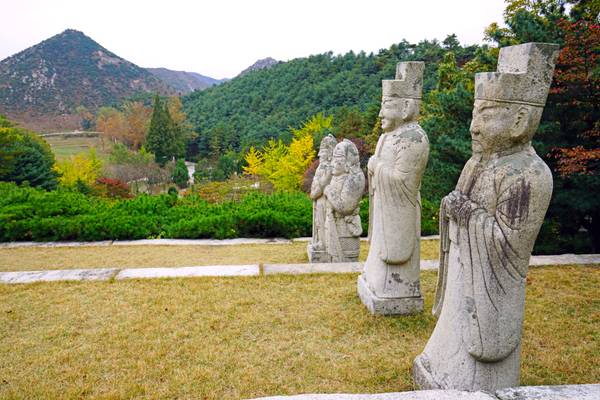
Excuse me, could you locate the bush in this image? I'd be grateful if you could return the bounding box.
[0,182,442,242]
[95,178,132,199]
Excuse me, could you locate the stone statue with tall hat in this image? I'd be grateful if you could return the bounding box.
[323,139,365,262]
[357,61,430,315]
[413,42,559,392]
[308,134,338,262]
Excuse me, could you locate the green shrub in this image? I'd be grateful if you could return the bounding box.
[0,182,440,241]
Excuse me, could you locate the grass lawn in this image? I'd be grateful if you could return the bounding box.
[0,240,440,272]
[44,135,111,161]
[0,266,598,399]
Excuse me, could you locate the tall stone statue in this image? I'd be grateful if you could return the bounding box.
[413,42,559,392]
[323,139,366,262]
[308,134,338,262]
[357,62,430,315]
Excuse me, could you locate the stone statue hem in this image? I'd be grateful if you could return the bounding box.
[357,274,423,315]
[413,353,441,390]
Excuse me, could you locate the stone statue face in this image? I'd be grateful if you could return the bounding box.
[379,97,403,132]
[318,146,333,164]
[332,146,347,176]
[470,100,540,155]
[379,97,419,132]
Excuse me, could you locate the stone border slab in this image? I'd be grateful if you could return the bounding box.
[115,265,259,280]
[264,262,363,275]
[112,238,292,246]
[248,389,495,399]
[496,384,600,400]
[0,268,117,283]
[0,236,444,249]
[2,254,598,284]
[0,238,292,249]
[247,384,600,400]
[528,254,600,266]
[0,241,114,248]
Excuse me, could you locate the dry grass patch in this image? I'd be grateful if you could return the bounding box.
[0,240,441,272]
[0,266,598,399]
[44,135,111,161]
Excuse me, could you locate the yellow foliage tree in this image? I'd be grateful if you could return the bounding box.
[242,113,331,191]
[54,149,103,187]
[242,146,263,177]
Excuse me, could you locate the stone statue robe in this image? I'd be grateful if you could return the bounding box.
[414,145,553,391]
[310,162,332,252]
[324,168,365,262]
[363,123,429,298]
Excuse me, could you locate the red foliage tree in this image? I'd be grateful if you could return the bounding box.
[549,19,600,177]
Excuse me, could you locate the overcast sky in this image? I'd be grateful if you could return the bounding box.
[1,0,507,79]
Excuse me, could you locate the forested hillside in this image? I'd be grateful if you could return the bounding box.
[183,37,480,155]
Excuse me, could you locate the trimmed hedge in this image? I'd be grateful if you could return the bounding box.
[0,182,439,242]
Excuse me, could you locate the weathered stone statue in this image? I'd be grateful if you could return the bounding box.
[357,62,429,315]
[308,134,338,262]
[413,42,559,392]
[323,139,365,262]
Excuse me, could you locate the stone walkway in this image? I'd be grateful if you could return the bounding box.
[0,235,442,249]
[1,254,598,284]
[246,384,600,400]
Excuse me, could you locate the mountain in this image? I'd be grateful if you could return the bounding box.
[0,29,174,131]
[237,57,279,77]
[146,67,224,94]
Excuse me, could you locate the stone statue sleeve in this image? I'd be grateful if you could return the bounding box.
[373,138,427,264]
[456,169,552,362]
[310,166,325,200]
[326,172,365,216]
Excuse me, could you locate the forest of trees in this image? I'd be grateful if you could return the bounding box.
[181,0,599,253]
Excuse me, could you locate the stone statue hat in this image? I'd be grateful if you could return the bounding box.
[475,42,559,107]
[382,61,424,99]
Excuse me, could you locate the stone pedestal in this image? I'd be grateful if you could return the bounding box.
[357,274,423,315]
[307,243,330,263]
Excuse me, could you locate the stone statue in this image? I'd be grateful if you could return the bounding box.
[357,62,429,315]
[308,134,338,262]
[413,42,559,392]
[322,139,366,262]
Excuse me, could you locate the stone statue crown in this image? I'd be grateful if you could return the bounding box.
[382,62,424,99]
[475,42,559,106]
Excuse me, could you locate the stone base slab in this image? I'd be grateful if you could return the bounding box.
[357,274,423,315]
[307,244,330,263]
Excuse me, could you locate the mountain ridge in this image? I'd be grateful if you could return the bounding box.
[146,67,224,94]
[237,57,279,77]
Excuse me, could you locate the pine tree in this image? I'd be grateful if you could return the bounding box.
[172,159,190,188]
[0,117,59,190]
[146,95,184,165]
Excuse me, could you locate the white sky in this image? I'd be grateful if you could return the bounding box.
[0,0,507,79]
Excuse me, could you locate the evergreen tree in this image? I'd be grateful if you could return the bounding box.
[146,95,185,165]
[172,159,190,188]
[0,116,59,190]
